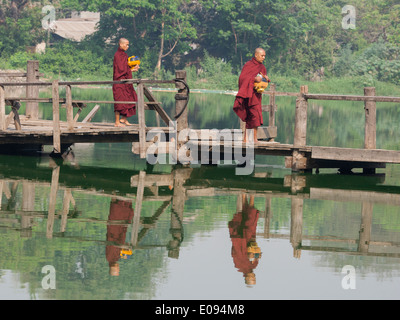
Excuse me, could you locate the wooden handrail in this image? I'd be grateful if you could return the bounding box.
[304,93,400,103]
[0,79,176,87]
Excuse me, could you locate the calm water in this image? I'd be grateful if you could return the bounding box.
[1,89,400,300]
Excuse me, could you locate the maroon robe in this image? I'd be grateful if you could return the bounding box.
[112,48,137,117]
[233,57,267,129]
[106,199,134,266]
[228,202,260,275]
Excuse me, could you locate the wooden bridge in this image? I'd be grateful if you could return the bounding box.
[1,60,400,174]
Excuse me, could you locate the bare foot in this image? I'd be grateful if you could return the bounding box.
[120,120,133,126]
[114,122,126,127]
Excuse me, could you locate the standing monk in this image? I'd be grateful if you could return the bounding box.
[113,38,140,127]
[233,48,270,142]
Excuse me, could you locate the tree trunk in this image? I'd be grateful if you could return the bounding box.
[155,20,165,74]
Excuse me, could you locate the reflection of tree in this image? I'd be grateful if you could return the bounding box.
[228,194,261,286]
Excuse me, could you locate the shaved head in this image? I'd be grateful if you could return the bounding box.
[254,48,266,63]
[118,38,130,51]
[254,48,265,55]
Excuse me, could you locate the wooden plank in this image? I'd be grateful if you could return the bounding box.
[304,93,400,103]
[310,188,400,206]
[257,126,277,140]
[73,106,83,122]
[143,86,172,125]
[131,173,173,187]
[262,91,299,97]
[82,104,100,123]
[0,72,27,77]
[312,146,400,163]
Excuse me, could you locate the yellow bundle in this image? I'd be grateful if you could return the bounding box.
[254,75,269,93]
[128,56,141,70]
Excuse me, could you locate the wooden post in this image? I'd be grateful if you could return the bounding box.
[174,71,189,163]
[26,60,39,119]
[11,101,21,131]
[60,189,72,233]
[364,87,376,150]
[290,197,303,259]
[293,85,308,147]
[52,80,61,155]
[291,85,309,172]
[0,85,5,130]
[131,170,146,246]
[21,181,35,238]
[358,202,373,253]
[175,70,188,133]
[137,82,146,159]
[364,87,376,174]
[269,83,276,127]
[168,168,191,258]
[0,181,3,208]
[66,85,74,131]
[264,196,272,238]
[47,165,60,239]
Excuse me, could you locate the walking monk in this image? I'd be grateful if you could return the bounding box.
[113,38,140,127]
[233,48,270,142]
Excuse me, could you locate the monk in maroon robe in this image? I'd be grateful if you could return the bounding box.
[233,48,270,142]
[229,194,261,285]
[106,199,134,276]
[112,38,140,127]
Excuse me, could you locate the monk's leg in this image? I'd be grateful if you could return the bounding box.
[253,128,258,143]
[115,112,125,127]
[243,128,258,143]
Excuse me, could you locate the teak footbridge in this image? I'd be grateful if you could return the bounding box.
[1,60,400,174]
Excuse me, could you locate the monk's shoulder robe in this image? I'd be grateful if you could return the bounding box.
[233,58,267,129]
[112,48,137,117]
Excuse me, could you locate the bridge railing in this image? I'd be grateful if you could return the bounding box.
[0,61,189,158]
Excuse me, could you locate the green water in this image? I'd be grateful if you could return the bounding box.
[1,89,400,300]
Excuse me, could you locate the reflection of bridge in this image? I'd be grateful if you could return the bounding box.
[1,157,400,259]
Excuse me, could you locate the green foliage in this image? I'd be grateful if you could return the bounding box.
[349,39,400,85]
[0,4,46,56]
[0,0,399,88]
[196,51,238,90]
[3,41,112,80]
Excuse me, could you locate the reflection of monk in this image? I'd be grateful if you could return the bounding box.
[229,194,261,285]
[106,199,134,276]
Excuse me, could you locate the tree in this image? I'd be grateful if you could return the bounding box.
[0,0,46,56]
[60,0,196,76]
